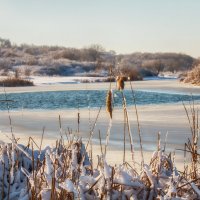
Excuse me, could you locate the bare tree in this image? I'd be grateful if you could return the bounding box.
[153,60,164,75]
[87,44,105,61]
[14,68,21,79]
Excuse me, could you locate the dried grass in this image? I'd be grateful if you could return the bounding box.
[116,76,125,90]
[181,64,200,85]
[0,77,34,87]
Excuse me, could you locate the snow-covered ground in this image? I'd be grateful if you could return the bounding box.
[28,76,104,85]
[29,73,179,85]
[0,75,107,86]
[144,72,180,81]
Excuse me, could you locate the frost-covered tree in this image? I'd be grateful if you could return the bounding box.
[0,37,11,48]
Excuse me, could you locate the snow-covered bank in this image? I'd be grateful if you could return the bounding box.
[0,135,199,199]
[28,76,106,85]
[28,73,180,85]
[0,75,108,86]
[1,79,200,95]
[144,71,181,81]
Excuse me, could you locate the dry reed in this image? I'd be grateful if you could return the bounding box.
[116,76,125,90]
[106,90,113,119]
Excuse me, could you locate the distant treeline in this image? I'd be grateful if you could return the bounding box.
[0,37,196,79]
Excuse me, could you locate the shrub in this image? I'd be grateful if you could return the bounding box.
[102,77,116,82]
[120,67,143,81]
[181,65,200,85]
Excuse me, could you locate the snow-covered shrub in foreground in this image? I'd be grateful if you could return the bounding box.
[0,137,199,200]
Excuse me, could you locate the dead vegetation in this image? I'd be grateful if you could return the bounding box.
[181,64,200,85]
[0,77,34,87]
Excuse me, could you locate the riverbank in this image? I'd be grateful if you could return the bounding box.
[0,78,200,94]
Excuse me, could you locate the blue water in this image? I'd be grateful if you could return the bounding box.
[0,90,199,110]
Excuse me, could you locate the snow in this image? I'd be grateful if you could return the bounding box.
[27,76,104,85]
[0,135,199,199]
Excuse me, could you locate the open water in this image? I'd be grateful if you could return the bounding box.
[0,89,199,110]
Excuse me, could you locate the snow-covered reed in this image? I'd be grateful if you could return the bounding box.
[0,131,199,200]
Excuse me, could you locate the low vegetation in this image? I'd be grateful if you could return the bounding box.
[181,63,200,85]
[0,77,34,87]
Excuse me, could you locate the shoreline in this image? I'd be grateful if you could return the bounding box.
[0,79,200,94]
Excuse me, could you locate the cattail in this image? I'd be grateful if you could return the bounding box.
[106,90,112,119]
[116,76,125,90]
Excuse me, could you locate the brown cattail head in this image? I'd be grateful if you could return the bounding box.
[106,90,112,119]
[116,76,125,90]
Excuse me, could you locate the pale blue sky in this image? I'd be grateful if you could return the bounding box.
[0,0,200,57]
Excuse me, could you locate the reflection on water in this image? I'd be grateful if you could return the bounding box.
[0,89,199,110]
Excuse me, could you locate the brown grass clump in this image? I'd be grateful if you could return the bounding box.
[120,67,143,81]
[116,76,125,90]
[0,77,34,87]
[181,64,200,85]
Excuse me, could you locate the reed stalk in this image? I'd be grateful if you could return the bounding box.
[3,86,15,142]
[85,106,102,151]
[104,66,113,154]
[58,115,63,141]
[121,91,135,167]
[123,109,126,163]
[2,162,5,200]
[104,118,112,156]
[98,130,103,156]
[129,80,144,167]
